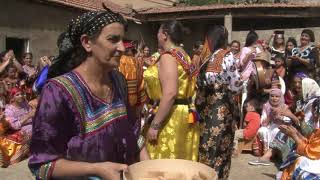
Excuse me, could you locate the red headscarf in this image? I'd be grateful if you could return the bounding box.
[9,87,22,99]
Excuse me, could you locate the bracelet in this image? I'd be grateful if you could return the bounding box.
[150,121,161,130]
[137,135,145,150]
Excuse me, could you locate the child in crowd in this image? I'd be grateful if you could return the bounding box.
[233,98,261,156]
[274,54,286,79]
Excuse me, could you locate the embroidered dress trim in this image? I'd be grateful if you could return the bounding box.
[36,161,56,180]
[50,72,128,137]
[162,48,197,77]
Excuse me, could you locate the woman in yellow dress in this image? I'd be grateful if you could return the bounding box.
[143,20,199,161]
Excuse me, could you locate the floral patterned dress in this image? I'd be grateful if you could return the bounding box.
[195,49,242,179]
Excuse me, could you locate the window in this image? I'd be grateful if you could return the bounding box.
[5,37,29,62]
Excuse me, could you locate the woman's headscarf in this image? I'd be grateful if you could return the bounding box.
[302,78,320,102]
[269,88,285,106]
[9,87,23,101]
[48,8,126,79]
[264,88,286,120]
[294,72,308,80]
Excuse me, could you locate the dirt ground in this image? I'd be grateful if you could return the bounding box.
[0,153,278,180]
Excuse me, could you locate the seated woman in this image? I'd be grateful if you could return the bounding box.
[275,79,320,179]
[277,125,320,180]
[249,88,299,166]
[258,77,319,166]
[297,78,320,130]
[0,87,35,167]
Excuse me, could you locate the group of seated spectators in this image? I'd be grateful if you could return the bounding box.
[200,29,320,179]
[0,50,51,167]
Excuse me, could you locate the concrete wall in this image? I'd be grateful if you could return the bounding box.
[137,23,320,56]
[0,0,159,64]
[0,0,82,63]
[232,27,320,48]
[289,0,320,4]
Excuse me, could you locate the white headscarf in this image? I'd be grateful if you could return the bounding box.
[302,78,320,102]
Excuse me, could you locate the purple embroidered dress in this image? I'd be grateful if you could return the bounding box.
[28,71,139,179]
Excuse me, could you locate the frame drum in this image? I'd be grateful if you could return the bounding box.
[252,60,273,90]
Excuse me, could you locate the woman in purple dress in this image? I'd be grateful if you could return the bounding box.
[28,9,145,180]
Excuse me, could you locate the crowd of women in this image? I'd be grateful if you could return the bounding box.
[0,50,52,168]
[0,7,319,180]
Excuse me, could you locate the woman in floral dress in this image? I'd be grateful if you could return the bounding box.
[195,25,242,179]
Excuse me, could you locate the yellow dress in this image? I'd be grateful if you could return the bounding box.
[143,49,200,161]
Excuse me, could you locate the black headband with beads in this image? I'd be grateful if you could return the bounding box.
[45,8,126,81]
[68,10,126,47]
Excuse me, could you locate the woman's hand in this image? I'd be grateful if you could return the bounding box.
[147,127,159,143]
[279,125,298,138]
[93,162,127,180]
[290,55,300,61]
[262,119,270,127]
[192,171,213,180]
[139,146,150,161]
[247,48,256,59]
[280,108,300,125]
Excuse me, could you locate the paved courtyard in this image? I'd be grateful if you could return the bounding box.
[0,153,278,180]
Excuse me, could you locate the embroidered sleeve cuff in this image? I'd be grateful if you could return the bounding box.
[36,161,56,180]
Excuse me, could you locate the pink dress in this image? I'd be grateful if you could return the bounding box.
[240,47,261,81]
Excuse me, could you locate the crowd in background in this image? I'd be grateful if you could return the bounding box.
[0,13,319,180]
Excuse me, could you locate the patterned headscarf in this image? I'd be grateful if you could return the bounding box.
[302,78,320,102]
[294,72,308,80]
[48,8,126,79]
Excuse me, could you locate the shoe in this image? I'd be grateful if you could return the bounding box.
[248,159,271,166]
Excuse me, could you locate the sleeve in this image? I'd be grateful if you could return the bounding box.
[296,130,320,160]
[309,48,318,66]
[136,60,147,106]
[260,106,268,124]
[4,107,22,130]
[243,112,261,139]
[239,47,249,67]
[28,81,75,180]
[221,53,242,93]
